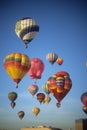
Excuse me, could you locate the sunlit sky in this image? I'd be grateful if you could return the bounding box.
[0,0,87,130]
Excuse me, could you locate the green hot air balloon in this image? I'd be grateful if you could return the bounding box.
[8,92,18,108]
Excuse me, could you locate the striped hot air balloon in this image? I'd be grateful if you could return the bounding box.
[4,52,31,88]
[47,71,72,107]
[46,52,58,64]
[15,17,39,48]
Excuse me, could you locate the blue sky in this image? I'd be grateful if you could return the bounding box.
[0,0,87,130]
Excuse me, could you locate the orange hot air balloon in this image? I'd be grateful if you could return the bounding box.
[56,57,63,65]
[29,58,44,83]
[28,84,38,96]
[47,71,72,107]
[18,111,25,119]
[81,92,87,107]
[36,93,45,104]
[4,53,31,88]
[32,107,40,116]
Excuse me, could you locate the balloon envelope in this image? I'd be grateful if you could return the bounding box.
[29,58,44,79]
[18,111,25,119]
[82,106,87,114]
[36,93,45,103]
[46,52,58,64]
[47,71,72,107]
[32,107,40,116]
[8,92,18,102]
[28,84,38,96]
[4,52,31,88]
[56,57,63,65]
[15,17,39,48]
[81,92,87,107]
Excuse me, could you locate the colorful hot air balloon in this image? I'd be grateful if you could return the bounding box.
[56,57,63,65]
[47,71,72,107]
[82,106,87,114]
[15,17,39,48]
[18,111,25,119]
[8,92,18,108]
[43,95,51,104]
[46,52,58,64]
[28,84,38,96]
[36,93,45,104]
[81,92,87,107]
[29,58,44,82]
[32,107,40,116]
[42,83,50,95]
[4,52,31,88]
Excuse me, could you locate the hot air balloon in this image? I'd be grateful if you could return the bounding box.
[82,106,87,114]
[43,95,51,104]
[8,92,18,108]
[36,93,45,104]
[81,92,87,107]
[46,52,58,64]
[56,57,63,65]
[42,83,50,95]
[29,58,44,83]
[15,17,39,48]
[32,107,40,116]
[47,71,72,107]
[4,52,31,88]
[18,111,25,119]
[28,84,38,96]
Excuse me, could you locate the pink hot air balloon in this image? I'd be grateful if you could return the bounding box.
[29,58,44,80]
[28,84,38,96]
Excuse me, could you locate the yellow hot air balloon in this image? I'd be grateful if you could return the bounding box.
[32,107,40,116]
[4,52,31,88]
[44,95,51,104]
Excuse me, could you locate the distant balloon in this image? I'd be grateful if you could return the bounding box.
[18,111,25,119]
[81,92,87,107]
[46,52,58,64]
[56,57,63,65]
[28,84,38,96]
[29,58,44,81]
[43,95,51,104]
[82,106,87,114]
[32,107,40,116]
[47,71,72,107]
[8,92,18,108]
[15,17,39,48]
[42,83,50,95]
[36,93,45,104]
[4,53,31,88]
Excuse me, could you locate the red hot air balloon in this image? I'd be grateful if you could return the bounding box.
[36,93,45,104]
[47,71,72,107]
[81,92,87,107]
[29,58,44,81]
[56,57,63,65]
